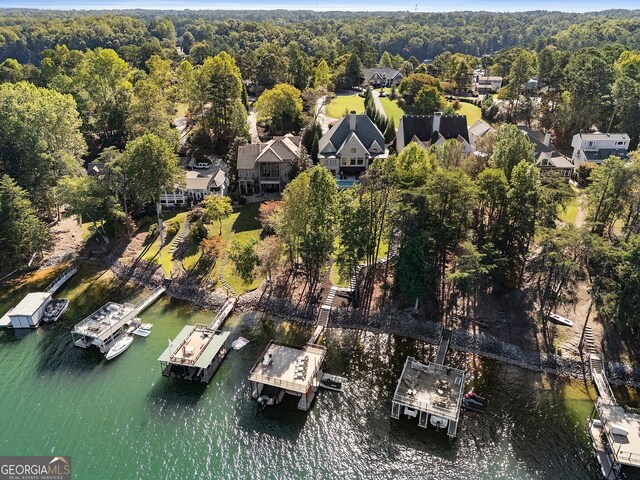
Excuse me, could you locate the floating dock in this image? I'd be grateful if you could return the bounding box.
[248,341,326,411]
[158,296,236,383]
[157,324,231,383]
[71,302,138,352]
[588,353,640,479]
[391,356,465,437]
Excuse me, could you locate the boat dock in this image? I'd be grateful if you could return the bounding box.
[391,355,465,437]
[1,266,78,329]
[71,287,165,352]
[248,341,326,411]
[158,324,231,383]
[588,353,640,479]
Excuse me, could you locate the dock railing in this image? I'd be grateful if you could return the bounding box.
[44,266,79,294]
[133,286,166,314]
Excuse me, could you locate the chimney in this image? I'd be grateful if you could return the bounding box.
[543,132,551,147]
[349,111,356,131]
[433,112,442,133]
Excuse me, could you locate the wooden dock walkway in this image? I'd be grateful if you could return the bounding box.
[309,286,337,344]
[209,297,237,331]
[133,286,166,315]
[44,266,78,294]
[435,328,452,365]
[589,354,616,406]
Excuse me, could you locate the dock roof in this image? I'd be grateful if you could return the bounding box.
[71,302,136,342]
[158,325,230,369]
[9,292,52,317]
[393,356,465,421]
[249,341,326,394]
[599,403,640,468]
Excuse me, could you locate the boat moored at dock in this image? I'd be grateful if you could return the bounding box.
[105,334,134,360]
[71,302,138,352]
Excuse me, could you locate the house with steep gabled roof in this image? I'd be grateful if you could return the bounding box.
[160,169,228,207]
[397,114,472,153]
[468,119,495,146]
[236,134,302,194]
[518,125,574,180]
[317,112,388,187]
[362,67,403,88]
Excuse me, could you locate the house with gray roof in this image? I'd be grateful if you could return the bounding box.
[318,112,387,187]
[571,132,630,166]
[518,125,574,180]
[397,114,472,153]
[468,119,495,146]
[363,68,403,88]
[236,134,302,194]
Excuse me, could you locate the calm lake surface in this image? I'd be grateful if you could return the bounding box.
[0,279,603,479]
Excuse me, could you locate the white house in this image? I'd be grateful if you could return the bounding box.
[571,133,630,166]
[237,134,302,194]
[6,292,52,328]
[475,76,503,94]
[160,169,228,207]
[318,112,388,186]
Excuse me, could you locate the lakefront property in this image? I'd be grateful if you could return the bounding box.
[1,6,640,480]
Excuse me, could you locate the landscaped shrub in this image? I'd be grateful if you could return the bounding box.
[146,223,158,240]
[188,221,208,244]
[166,220,181,240]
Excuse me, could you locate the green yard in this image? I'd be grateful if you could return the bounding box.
[141,211,189,278]
[379,97,406,126]
[326,95,365,119]
[559,196,579,225]
[455,102,482,126]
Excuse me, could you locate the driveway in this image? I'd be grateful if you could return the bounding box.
[247,107,259,143]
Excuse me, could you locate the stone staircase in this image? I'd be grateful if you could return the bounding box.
[168,220,190,255]
[218,247,238,297]
[583,325,597,354]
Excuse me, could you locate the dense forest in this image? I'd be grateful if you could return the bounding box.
[1,9,640,65]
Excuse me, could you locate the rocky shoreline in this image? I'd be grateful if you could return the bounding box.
[109,258,640,389]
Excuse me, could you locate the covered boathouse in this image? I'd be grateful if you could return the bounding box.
[71,302,137,353]
[249,341,326,411]
[158,324,231,383]
[391,356,465,438]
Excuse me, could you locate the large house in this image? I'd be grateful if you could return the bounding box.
[518,125,574,179]
[571,132,630,166]
[362,68,403,88]
[160,169,227,207]
[396,113,472,154]
[318,112,388,186]
[475,76,503,94]
[237,134,302,194]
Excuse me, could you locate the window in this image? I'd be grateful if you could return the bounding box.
[357,157,364,166]
[342,157,349,166]
[349,146,357,154]
[350,158,356,166]
[616,141,625,146]
[586,141,594,147]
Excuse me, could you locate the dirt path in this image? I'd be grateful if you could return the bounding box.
[575,194,586,228]
[42,215,84,267]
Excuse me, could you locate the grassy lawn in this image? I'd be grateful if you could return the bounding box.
[559,196,578,225]
[326,95,365,119]
[213,201,264,295]
[455,102,482,126]
[379,97,406,126]
[142,210,189,278]
[329,240,390,287]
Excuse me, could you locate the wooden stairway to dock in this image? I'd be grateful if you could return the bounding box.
[590,354,616,406]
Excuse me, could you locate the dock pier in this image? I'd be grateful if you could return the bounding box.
[158,295,237,383]
[44,266,79,295]
[588,353,640,479]
[133,286,166,315]
[391,327,464,438]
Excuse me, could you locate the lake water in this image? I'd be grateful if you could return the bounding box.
[0,277,602,479]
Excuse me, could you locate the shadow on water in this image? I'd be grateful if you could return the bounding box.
[146,375,209,410]
[235,394,308,442]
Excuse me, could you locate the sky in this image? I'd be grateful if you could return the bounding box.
[2,0,639,12]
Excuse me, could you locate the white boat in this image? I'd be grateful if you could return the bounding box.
[133,323,153,337]
[105,335,133,360]
[42,299,69,323]
[548,312,574,327]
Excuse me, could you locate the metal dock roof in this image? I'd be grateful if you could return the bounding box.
[158,325,230,369]
[10,292,52,317]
